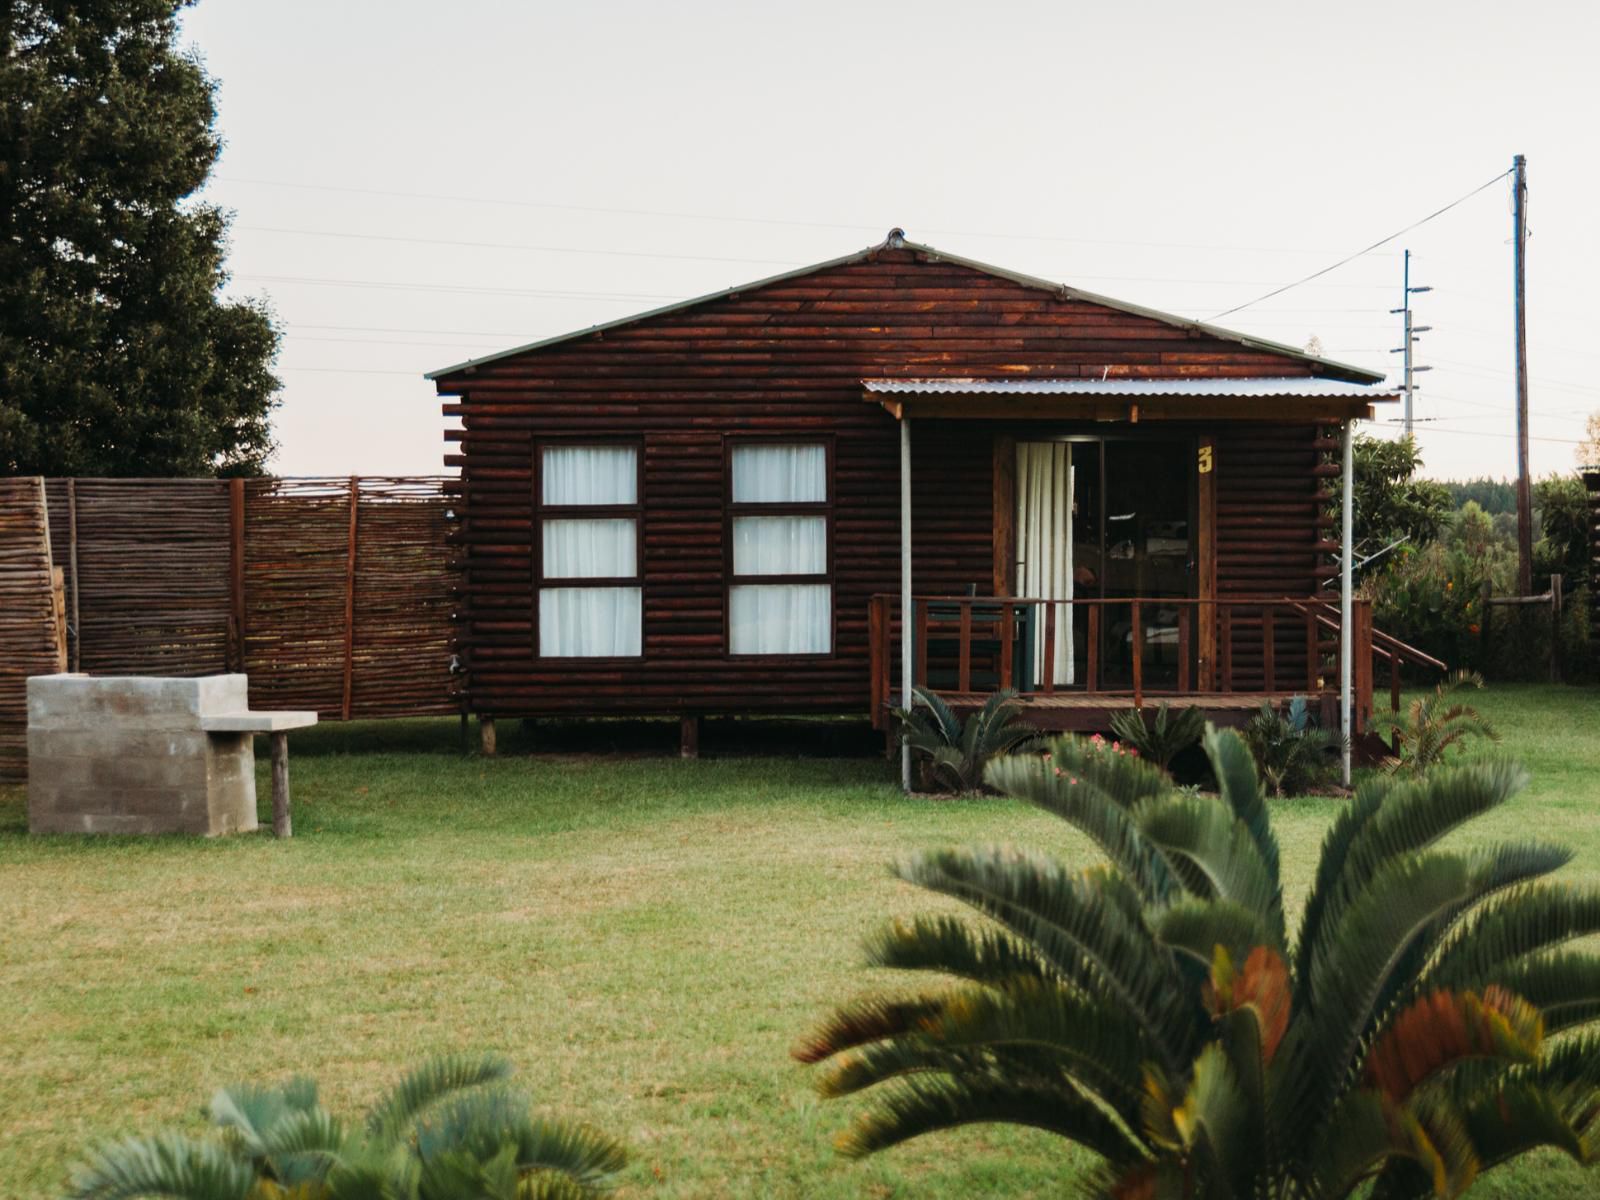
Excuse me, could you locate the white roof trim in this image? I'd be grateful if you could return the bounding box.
[864,377,1398,399]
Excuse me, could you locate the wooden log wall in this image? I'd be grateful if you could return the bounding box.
[1214,424,1337,690]
[0,478,66,781]
[436,246,1339,717]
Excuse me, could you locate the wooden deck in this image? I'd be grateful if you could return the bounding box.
[902,690,1326,733]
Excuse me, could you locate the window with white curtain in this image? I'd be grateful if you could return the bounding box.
[727,441,832,655]
[537,444,641,657]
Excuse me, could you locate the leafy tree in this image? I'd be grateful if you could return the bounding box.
[1344,435,1452,564]
[0,0,280,477]
[1443,478,1518,517]
[1533,474,1591,588]
[797,730,1600,1198]
[66,1053,626,1199]
[1577,412,1600,470]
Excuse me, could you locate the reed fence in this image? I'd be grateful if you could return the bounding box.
[0,478,68,781]
[0,476,460,781]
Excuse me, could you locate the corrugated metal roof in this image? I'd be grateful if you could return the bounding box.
[426,231,1386,385]
[864,377,1398,399]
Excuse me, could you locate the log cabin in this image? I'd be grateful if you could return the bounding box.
[429,230,1430,767]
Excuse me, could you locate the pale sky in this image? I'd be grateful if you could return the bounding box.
[181,0,1599,481]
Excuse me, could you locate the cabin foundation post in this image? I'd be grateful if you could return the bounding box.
[680,714,700,759]
[479,715,496,756]
[1339,420,1354,787]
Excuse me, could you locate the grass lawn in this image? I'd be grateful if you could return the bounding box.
[2,684,1598,1198]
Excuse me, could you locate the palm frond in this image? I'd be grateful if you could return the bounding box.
[985,738,1180,906]
[1488,953,1600,1034]
[862,914,1051,986]
[1422,885,1600,994]
[365,1053,514,1141]
[1135,792,1285,951]
[1156,899,1275,973]
[1363,987,1542,1104]
[791,995,950,1064]
[1293,760,1529,995]
[1203,726,1281,898]
[1294,851,1483,1134]
[1459,1081,1594,1175]
[413,1090,626,1189]
[833,1073,1147,1166]
[894,845,1192,1069]
[66,1134,256,1200]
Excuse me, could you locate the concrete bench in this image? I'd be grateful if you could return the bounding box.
[27,673,317,838]
[200,711,317,837]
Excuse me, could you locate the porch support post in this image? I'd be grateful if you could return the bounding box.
[1339,419,1355,786]
[900,416,913,792]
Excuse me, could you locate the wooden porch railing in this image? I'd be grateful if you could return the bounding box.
[868,594,1411,734]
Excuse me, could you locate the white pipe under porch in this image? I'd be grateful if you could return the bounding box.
[900,417,913,792]
[1340,419,1354,787]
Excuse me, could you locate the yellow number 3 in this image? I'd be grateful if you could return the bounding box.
[1197,444,1214,474]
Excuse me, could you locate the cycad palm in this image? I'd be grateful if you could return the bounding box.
[796,730,1600,1198]
[893,687,1039,792]
[66,1054,626,1200]
[1385,670,1500,776]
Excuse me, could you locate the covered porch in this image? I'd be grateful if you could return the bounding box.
[869,376,1419,779]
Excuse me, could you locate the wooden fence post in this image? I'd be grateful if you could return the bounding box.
[229,478,246,674]
[67,478,80,671]
[342,476,358,720]
[1550,573,1563,684]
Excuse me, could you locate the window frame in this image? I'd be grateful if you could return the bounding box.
[722,434,837,660]
[533,437,645,661]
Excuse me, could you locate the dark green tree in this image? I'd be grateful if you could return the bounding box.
[1532,474,1591,588]
[1344,435,1452,563]
[0,0,279,477]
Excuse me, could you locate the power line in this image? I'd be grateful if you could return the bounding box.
[235,223,1401,291]
[211,173,1404,257]
[237,273,683,301]
[1206,170,1512,320]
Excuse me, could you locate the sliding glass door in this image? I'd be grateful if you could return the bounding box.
[1015,436,1195,691]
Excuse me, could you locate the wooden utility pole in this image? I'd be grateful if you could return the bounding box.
[1513,153,1533,596]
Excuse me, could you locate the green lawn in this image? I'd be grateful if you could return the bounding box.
[1,685,1598,1198]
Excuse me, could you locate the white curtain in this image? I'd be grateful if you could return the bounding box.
[731,444,826,503]
[728,444,830,654]
[540,587,642,658]
[1016,442,1075,686]
[732,516,826,575]
[730,584,831,654]
[542,446,637,506]
[543,518,635,578]
[539,445,640,656]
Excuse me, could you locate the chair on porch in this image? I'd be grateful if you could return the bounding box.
[912,589,1038,695]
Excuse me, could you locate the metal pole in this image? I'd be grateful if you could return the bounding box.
[1340,419,1354,786]
[1513,153,1533,596]
[900,416,913,792]
[1402,249,1414,438]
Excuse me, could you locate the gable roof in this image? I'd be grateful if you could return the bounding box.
[425,230,1386,385]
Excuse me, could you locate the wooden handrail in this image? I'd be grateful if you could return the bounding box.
[868,593,1402,730]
